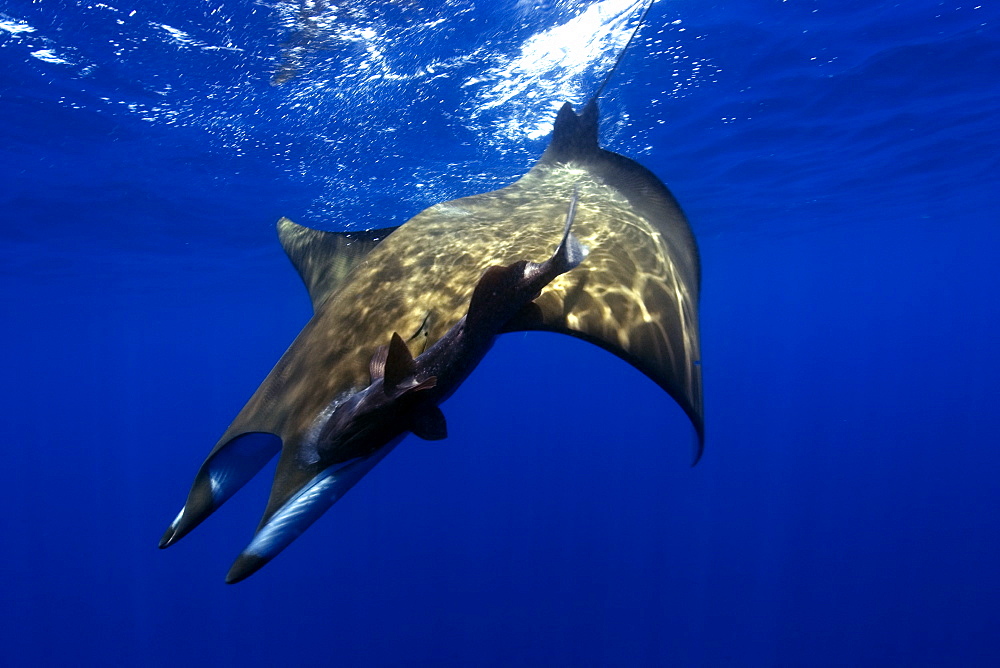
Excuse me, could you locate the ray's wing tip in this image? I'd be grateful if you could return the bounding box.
[157,527,176,549]
[690,448,704,468]
[689,423,705,467]
[158,507,188,548]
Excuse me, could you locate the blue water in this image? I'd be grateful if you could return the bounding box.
[2,0,998,665]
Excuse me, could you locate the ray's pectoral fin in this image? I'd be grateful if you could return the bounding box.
[503,275,704,463]
[506,103,704,462]
[278,217,399,311]
[159,431,281,549]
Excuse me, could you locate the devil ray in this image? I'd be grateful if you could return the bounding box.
[160,99,703,583]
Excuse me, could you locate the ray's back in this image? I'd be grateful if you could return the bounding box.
[242,157,703,453]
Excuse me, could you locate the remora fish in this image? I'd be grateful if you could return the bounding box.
[161,21,702,588]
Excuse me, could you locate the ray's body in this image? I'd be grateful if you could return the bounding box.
[161,6,703,582]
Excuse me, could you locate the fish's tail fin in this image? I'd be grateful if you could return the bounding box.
[466,188,589,333]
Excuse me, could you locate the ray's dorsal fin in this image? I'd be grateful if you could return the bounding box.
[540,0,654,165]
[539,100,600,166]
[277,217,398,310]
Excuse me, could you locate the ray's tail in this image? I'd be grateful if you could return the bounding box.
[589,0,657,104]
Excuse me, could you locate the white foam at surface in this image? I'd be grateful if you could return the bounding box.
[3,0,713,232]
[30,49,71,65]
[155,23,201,47]
[465,0,648,140]
[0,18,36,35]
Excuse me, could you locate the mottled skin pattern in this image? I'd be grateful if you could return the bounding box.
[161,101,702,550]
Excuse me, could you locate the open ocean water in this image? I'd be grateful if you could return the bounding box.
[2,0,998,666]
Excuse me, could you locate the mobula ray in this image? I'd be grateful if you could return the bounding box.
[161,11,702,584]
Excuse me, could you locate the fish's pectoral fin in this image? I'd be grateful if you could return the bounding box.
[226,440,399,584]
[159,431,281,549]
[277,218,398,312]
[369,343,389,382]
[411,405,447,441]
